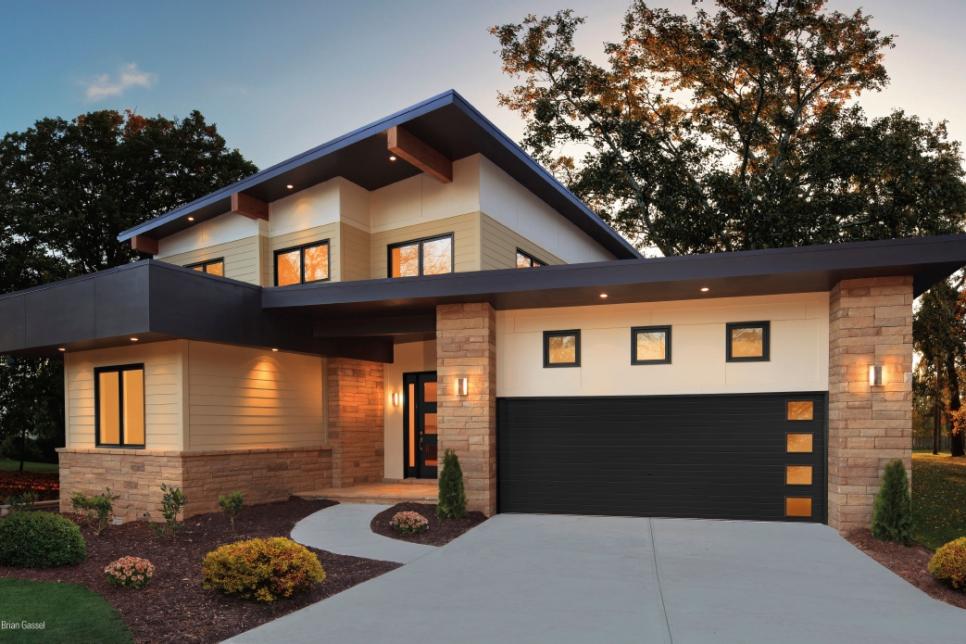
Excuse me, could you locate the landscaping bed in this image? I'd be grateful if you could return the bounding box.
[0,470,59,504]
[370,502,486,546]
[0,499,400,643]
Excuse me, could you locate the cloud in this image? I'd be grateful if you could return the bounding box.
[84,63,156,101]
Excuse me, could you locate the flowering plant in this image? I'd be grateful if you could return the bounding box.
[389,511,429,534]
[104,556,155,589]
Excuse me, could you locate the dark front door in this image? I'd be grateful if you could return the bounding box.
[403,372,438,479]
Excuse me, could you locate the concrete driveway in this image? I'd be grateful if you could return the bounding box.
[230,514,966,644]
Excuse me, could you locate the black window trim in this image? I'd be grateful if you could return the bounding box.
[543,329,581,368]
[184,257,225,275]
[515,248,546,268]
[630,325,672,365]
[725,321,771,362]
[387,233,455,278]
[94,363,146,449]
[274,239,331,287]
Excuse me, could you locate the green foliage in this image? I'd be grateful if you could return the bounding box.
[218,491,245,533]
[71,488,119,535]
[390,510,429,534]
[202,537,325,603]
[0,511,86,567]
[152,483,187,540]
[104,556,155,590]
[929,537,966,590]
[872,459,913,545]
[437,449,467,519]
[7,491,37,512]
[0,579,132,644]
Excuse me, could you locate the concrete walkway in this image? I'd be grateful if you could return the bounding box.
[233,514,966,644]
[291,503,435,564]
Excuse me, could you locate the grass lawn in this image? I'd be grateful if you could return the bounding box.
[0,459,58,474]
[912,452,966,550]
[0,578,131,643]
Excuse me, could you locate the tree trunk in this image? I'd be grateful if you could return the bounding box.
[934,395,941,455]
[947,353,964,457]
[18,428,25,473]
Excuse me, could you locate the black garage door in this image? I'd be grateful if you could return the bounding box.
[497,393,826,522]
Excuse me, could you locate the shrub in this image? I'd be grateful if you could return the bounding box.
[104,556,155,589]
[8,491,37,512]
[202,537,325,603]
[153,483,187,539]
[390,511,429,534]
[871,459,912,545]
[0,511,86,568]
[437,449,466,519]
[71,489,119,535]
[929,537,966,590]
[218,491,245,533]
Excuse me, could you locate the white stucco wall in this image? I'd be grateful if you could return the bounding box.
[383,340,436,479]
[496,293,830,397]
[156,211,260,258]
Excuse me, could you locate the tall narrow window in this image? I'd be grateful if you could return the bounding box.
[95,365,145,448]
[516,249,546,268]
[274,240,330,286]
[388,234,453,277]
[631,326,671,365]
[726,321,770,362]
[185,258,224,276]
[543,330,581,368]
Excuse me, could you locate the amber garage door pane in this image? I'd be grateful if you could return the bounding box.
[276,249,301,286]
[786,466,813,485]
[636,331,667,361]
[731,327,764,358]
[422,237,452,275]
[787,401,814,421]
[303,244,329,282]
[786,433,814,453]
[548,335,576,364]
[785,497,812,517]
[123,369,145,445]
[98,371,121,444]
[391,244,419,277]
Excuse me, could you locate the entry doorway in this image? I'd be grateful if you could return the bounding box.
[403,371,438,479]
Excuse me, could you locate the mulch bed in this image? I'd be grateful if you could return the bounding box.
[0,470,59,503]
[846,528,966,610]
[370,502,487,546]
[0,498,400,643]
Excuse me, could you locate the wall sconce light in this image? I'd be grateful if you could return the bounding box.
[391,391,401,407]
[456,377,469,397]
[869,364,884,387]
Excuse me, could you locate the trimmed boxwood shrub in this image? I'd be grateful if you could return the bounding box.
[0,511,86,568]
[929,537,966,590]
[202,537,325,603]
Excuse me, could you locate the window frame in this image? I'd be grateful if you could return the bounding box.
[273,239,331,287]
[630,325,672,365]
[515,248,546,268]
[725,321,771,362]
[184,257,225,275]
[94,363,146,449]
[387,233,455,278]
[543,329,581,368]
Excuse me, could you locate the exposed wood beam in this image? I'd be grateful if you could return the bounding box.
[130,235,158,255]
[387,126,452,183]
[230,192,269,220]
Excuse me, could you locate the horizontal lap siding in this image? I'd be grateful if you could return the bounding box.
[266,222,340,283]
[497,393,826,522]
[157,236,261,285]
[369,212,480,278]
[480,213,563,270]
[340,222,371,281]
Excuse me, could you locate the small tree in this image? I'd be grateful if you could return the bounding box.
[218,491,244,533]
[152,483,187,540]
[437,449,466,519]
[71,488,119,535]
[872,460,913,545]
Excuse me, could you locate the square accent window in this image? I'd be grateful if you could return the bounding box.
[786,433,814,453]
[185,258,224,276]
[726,321,770,362]
[389,234,453,278]
[631,326,671,365]
[543,330,580,368]
[274,240,330,286]
[785,497,812,517]
[516,249,546,268]
[95,364,145,448]
[786,466,813,486]
[787,400,814,421]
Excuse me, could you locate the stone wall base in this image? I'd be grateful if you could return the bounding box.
[58,447,331,522]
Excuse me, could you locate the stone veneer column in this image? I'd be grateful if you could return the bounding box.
[326,357,385,487]
[436,303,497,515]
[828,276,914,532]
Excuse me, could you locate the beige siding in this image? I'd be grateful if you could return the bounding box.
[64,341,186,451]
[340,222,371,281]
[480,213,564,270]
[157,236,261,285]
[266,223,340,284]
[369,212,480,278]
[185,342,325,451]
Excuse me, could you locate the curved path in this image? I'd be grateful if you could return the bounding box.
[291,503,435,564]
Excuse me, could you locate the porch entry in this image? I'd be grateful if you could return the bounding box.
[403,371,438,479]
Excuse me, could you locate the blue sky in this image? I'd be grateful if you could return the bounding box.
[3,0,965,169]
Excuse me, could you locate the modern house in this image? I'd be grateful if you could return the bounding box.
[2,90,965,533]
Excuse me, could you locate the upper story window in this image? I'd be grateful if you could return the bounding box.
[389,234,453,278]
[185,258,224,276]
[275,240,330,287]
[95,364,145,448]
[726,321,770,362]
[516,249,546,268]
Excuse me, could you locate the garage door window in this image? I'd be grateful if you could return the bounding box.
[726,321,770,362]
[786,433,813,453]
[786,466,813,485]
[631,326,671,365]
[787,400,814,421]
[785,497,812,517]
[543,330,580,368]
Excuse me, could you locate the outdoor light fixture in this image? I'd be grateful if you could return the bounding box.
[129,337,139,343]
[389,155,397,162]
[271,348,279,352]
[700,287,710,292]
[456,377,469,396]
[391,391,401,407]
[187,216,195,222]
[57,347,66,352]
[869,364,884,387]
[286,184,294,190]
[599,293,608,299]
